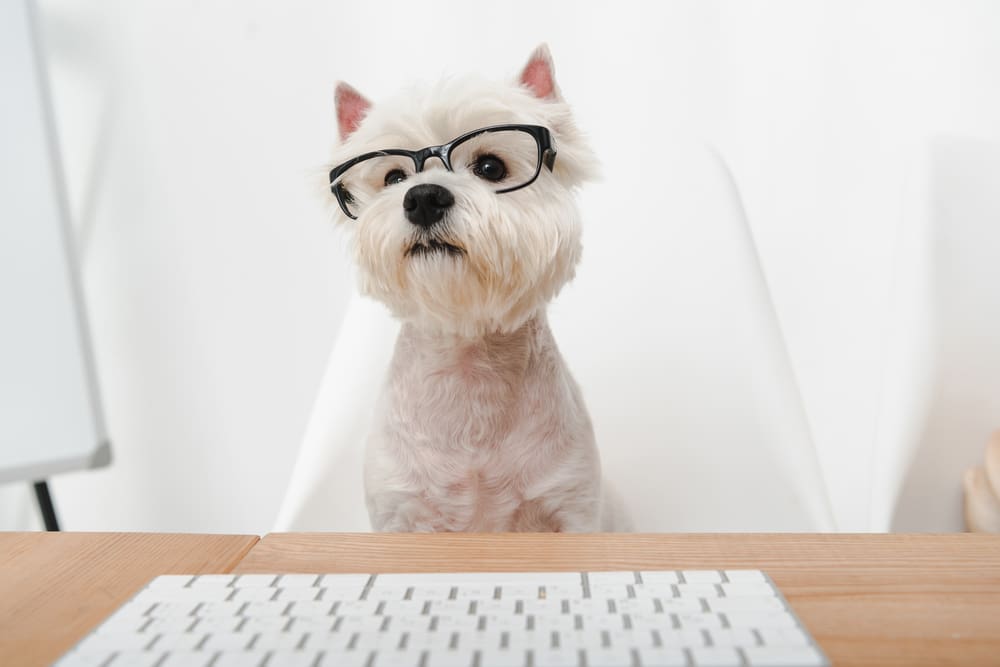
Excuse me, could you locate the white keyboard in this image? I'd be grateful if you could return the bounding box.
[56,570,830,667]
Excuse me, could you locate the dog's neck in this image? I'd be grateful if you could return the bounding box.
[397,313,550,376]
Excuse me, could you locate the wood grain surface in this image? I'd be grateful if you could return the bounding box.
[0,532,258,666]
[236,532,1000,667]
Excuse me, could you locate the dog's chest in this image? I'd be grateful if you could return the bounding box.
[380,330,567,531]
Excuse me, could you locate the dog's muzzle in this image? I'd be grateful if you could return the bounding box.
[403,184,454,228]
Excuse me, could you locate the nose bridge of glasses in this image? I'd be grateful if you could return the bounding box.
[413,145,452,173]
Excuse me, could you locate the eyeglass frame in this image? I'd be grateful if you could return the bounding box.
[328,123,558,220]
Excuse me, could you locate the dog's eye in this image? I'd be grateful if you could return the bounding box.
[473,154,507,182]
[384,169,408,187]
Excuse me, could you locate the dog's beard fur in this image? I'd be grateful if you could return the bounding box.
[329,75,598,338]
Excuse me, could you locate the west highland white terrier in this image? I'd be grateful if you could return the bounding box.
[328,45,627,532]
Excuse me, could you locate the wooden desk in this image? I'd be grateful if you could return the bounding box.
[237,533,1000,667]
[0,532,258,666]
[2,533,999,666]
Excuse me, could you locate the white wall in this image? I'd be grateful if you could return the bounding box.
[3,0,999,532]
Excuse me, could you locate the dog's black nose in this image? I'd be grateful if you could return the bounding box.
[403,184,454,228]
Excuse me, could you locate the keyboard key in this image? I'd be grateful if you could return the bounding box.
[588,571,637,585]
[290,600,336,617]
[149,632,207,650]
[590,584,632,599]
[277,574,321,588]
[258,651,321,667]
[142,616,197,633]
[724,571,766,583]
[323,585,367,600]
[211,653,267,667]
[191,616,242,633]
[421,648,476,666]
[202,632,255,650]
[380,600,427,617]
[335,599,381,615]
[234,574,278,587]
[639,571,680,584]
[158,652,216,667]
[708,597,785,614]
[148,575,196,588]
[316,649,372,667]
[719,582,776,597]
[275,587,322,602]
[371,650,424,667]
[607,598,656,615]
[149,601,201,617]
[192,575,236,587]
[477,648,530,667]
[194,601,244,618]
[531,614,578,632]
[682,571,722,584]
[675,612,724,629]
[585,647,634,666]
[459,629,505,649]
[637,647,688,666]
[106,651,166,666]
[410,584,458,599]
[435,614,483,631]
[675,583,720,598]
[657,628,708,648]
[136,587,233,603]
[611,630,657,648]
[757,627,810,646]
[724,611,797,629]
[631,584,675,598]
[301,631,354,650]
[532,647,583,666]
[241,616,293,633]
[656,598,704,613]
[477,599,519,615]
[231,587,279,602]
[428,600,474,616]
[743,645,827,666]
[690,646,742,666]
[705,627,758,648]
[240,601,290,617]
[319,574,372,588]
[367,586,412,601]
[497,584,542,599]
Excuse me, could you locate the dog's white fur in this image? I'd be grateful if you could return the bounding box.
[329,46,628,532]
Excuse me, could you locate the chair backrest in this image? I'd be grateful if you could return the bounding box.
[275,139,835,532]
[872,136,1000,532]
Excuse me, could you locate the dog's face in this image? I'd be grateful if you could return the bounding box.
[329,46,597,337]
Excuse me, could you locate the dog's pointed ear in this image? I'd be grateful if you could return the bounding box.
[518,44,561,101]
[335,82,371,140]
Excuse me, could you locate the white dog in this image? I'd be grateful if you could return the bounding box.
[328,45,627,532]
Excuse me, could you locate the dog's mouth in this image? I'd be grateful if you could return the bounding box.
[405,239,466,258]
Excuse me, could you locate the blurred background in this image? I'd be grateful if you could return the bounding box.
[2,0,999,534]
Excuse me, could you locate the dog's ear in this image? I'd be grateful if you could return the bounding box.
[518,44,561,101]
[335,82,371,140]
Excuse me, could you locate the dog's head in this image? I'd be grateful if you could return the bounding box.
[328,45,597,337]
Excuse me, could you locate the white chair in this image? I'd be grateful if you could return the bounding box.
[872,136,1000,532]
[275,139,836,532]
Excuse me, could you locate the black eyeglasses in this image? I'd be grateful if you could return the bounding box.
[328,124,557,219]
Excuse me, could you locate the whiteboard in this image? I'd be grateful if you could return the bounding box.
[0,0,110,484]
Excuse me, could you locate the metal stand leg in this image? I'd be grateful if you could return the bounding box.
[33,480,60,531]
